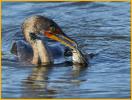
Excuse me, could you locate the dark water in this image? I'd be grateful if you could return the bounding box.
[2,2,130,98]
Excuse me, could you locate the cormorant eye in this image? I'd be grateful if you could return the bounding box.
[50,24,56,32]
[50,26,56,32]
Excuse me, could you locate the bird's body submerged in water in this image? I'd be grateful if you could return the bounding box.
[11,15,87,66]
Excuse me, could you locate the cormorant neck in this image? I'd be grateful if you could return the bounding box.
[31,40,52,65]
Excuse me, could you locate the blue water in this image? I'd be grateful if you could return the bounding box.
[2,2,130,98]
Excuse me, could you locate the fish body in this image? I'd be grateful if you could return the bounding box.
[72,48,88,67]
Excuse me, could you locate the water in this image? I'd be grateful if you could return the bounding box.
[2,2,130,98]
